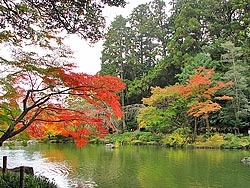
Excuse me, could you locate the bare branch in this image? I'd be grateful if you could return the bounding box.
[10,107,43,137]
[0,129,6,133]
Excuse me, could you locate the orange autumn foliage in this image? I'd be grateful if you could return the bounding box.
[142,67,233,125]
[185,67,233,118]
[0,64,126,147]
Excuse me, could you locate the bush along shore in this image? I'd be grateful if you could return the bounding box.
[90,129,250,149]
[0,172,58,188]
[0,155,58,188]
[4,129,250,150]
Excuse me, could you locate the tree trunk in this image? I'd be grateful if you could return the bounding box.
[205,115,210,133]
[194,117,198,140]
[120,43,126,131]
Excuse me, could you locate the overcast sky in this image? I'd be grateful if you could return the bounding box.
[67,0,164,75]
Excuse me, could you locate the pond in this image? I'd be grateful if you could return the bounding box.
[1,144,250,188]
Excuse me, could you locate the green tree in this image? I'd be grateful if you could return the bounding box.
[138,85,188,133]
[168,0,205,66]
[176,53,220,84]
[128,3,157,77]
[219,41,250,131]
[149,0,170,58]
[100,15,128,77]
[198,0,250,61]
[168,0,250,63]
[100,1,172,105]
[99,15,130,130]
[0,0,126,44]
[144,0,179,89]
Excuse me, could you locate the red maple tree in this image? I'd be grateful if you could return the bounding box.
[0,61,125,147]
[185,67,233,135]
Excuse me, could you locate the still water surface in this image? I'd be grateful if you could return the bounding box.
[1,144,250,188]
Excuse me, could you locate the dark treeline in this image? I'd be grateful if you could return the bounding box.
[99,0,250,136]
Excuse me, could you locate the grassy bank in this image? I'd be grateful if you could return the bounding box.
[94,130,250,149]
[9,129,250,150]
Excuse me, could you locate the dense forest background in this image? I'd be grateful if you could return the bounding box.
[98,0,250,136]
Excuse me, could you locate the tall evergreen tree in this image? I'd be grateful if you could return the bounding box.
[149,0,170,58]
[219,42,250,131]
[128,3,157,78]
[168,0,205,66]
[198,0,250,61]
[100,15,128,77]
[100,1,173,105]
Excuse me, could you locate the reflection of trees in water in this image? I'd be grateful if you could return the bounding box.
[39,144,80,169]
[2,144,249,188]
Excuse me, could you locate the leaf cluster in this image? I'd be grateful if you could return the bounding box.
[138,67,233,133]
[0,0,126,44]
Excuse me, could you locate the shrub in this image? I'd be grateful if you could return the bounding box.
[239,137,250,149]
[106,132,136,145]
[138,132,153,142]
[206,134,225,146]
[0,173,58,188]
[193,133,225,148]
[164,128,192,147]
[221,134,250,149]
[106,131,164,145]
[166,133,187,147]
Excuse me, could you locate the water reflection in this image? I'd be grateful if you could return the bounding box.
[0,146,71,188]
[1,144,250,188]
